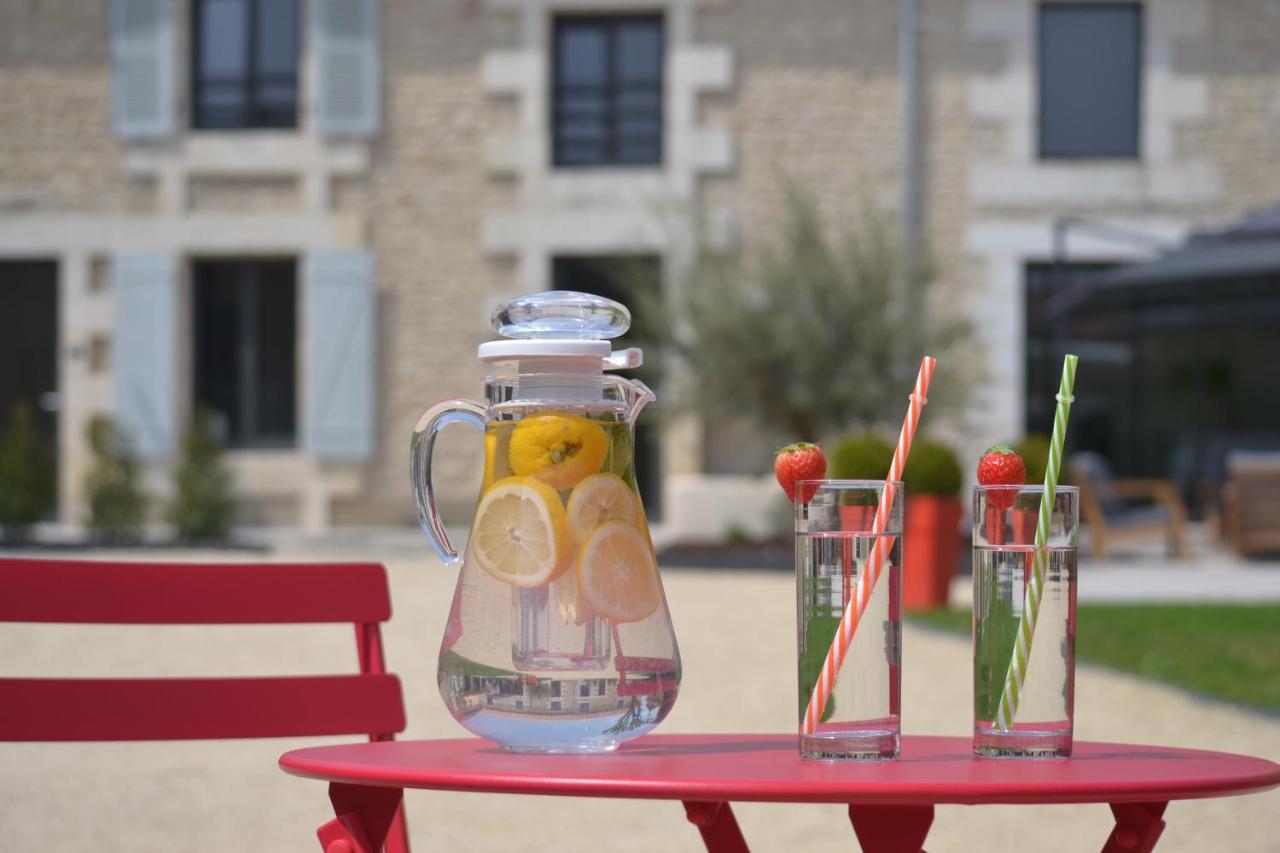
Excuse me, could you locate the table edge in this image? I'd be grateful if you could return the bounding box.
[277,735,1280,806]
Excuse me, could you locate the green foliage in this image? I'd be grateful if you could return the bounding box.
[902,439,963,496]
[830,433,894,480]
[651,183,974,441]
[84,416,147,543]
[1012,434,1052,484]
[0,401,55,539]
[168,412,235,542]
[912,605,1280,712]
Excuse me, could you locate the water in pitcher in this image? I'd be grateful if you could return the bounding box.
[437,407,679,753]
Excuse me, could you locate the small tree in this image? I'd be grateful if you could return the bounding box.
[657,185,975,442]
[168,411,235,542]
[0,400,55,540]
[84,415,147,543]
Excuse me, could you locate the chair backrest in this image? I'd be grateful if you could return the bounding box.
[1069,451,1121,516]
[0,558,406,742]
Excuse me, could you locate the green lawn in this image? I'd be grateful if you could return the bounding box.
[909,604,1280,712]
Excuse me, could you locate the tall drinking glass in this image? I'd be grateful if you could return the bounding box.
[972,485,1078,758]
[796,480,903,760]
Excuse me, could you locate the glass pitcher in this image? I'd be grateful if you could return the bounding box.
[412,291,681,753]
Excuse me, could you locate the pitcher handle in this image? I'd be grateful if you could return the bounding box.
[411,398,487,565]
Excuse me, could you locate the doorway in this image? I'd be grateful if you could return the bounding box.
[0,260,59,515]
[551,255,663,519]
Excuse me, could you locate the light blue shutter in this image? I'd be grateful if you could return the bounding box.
[313,0,381,137]
[113,252,179,458]
[109,0,176,139]
[304,250,376,459]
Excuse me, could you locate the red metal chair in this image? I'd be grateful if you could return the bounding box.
[0,557,410,853]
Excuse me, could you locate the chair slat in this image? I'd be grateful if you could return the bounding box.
[0,675,405,741]
[0,559,391,624]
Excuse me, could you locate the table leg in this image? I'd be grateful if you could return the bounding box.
[315,782,405,853]
[1101,802,1167,853]
[848,804,934,853]
[683,800,749,853]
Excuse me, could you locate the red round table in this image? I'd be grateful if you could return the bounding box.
[279,733,1280,853]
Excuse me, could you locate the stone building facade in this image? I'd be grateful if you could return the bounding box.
[1,0,1277,535]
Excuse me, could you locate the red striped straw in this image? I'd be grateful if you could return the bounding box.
[801,355,936,736]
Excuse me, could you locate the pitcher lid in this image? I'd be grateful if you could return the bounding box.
[478,291,642,370]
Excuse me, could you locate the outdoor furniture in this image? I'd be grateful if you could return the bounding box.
[1069,452,1189,559]
[1221,451,1280,556]
[279,733,1280,853]
[0,557,410,853]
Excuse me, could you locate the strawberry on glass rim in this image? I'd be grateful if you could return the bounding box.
[976,444,1025,510]
[774,442,828,504]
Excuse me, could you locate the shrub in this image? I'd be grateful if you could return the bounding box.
[1012,434,1052,484]
[84,416,147,543]
[0,401,55,540]
[830,433,894,480]
[648,182,975,441]
[902,439,963,496]
[168,412,235,542]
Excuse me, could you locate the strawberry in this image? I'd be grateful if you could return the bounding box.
[976,444,1025,509]
[775,442,827,503]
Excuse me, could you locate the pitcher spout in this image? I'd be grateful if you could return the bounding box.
[618,377,656,425]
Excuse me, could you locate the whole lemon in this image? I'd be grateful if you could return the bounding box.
[508,413,609,491]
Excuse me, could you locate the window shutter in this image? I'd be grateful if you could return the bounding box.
[303,250,376,460]
[113,252,179,458]
[108,0,176,139]
[313,0,381,137]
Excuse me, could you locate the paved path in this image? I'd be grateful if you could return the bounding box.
[0,548,1276,851]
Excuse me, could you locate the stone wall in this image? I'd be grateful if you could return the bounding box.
[2,0,1279,529]
[0,2,142,215]
[348,1,498,524]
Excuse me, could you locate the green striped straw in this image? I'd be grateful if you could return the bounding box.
[994,353,1078,731]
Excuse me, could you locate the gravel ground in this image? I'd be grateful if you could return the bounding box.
[1,547,1277,851]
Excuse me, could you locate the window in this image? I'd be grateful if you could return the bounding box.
[193,0,300,129]
[552,15,663,167]
[550,699,562,711]
[578,701,590,712]
[578,682,590,698]
[1038,4,1141,159]
[194,260,297,448]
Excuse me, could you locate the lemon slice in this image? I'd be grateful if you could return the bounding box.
[577,521,662,623]
[566,473,641,544]
[471,476,571,587]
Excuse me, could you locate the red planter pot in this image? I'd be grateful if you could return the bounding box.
[903,494,963,611]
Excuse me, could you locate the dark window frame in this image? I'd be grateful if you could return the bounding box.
[1037,2,1143,160]
[193,258,298,449]
[551,14,665,168]
[192,0,300,130]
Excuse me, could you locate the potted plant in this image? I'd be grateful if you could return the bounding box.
[85,415,147,544]
[831,434,894,530]
[900,439,963,610]
[168,411,236,543]
[0,401,55,542]
[830,434,962,609]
